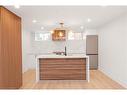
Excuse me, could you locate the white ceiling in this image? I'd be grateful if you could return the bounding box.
[6,6,127,32]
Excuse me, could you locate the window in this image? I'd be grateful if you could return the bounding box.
[74,33,82,40]
[68,32,75,40]
[68,32,84,40]
[35,32,50,41]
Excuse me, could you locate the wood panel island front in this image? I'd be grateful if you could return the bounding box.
[36,55,89,82]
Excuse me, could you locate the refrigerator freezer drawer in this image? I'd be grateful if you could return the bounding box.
[88,55,98,69]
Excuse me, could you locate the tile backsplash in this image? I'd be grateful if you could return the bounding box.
[30,40,86,54]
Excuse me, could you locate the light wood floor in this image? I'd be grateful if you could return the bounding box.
[21,69,125,89]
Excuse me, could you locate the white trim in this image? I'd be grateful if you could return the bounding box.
[36,57,39,82]
[86,57,90,82]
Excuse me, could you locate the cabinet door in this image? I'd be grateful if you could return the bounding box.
[39,58,86,80]
[0,7,22,89]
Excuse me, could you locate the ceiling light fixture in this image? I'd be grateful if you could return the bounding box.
[80,26,84,29]
[87,18,91,22]
[14,5,20,9]
[101,5,108,7]
[32,20,37,23]
[41,26,44,30]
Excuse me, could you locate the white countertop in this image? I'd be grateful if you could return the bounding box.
[36,54,89,59]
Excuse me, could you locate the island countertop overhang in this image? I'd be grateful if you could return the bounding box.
[36,54,89,59]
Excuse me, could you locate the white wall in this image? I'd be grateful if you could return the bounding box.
[30,40,86,54]
[30,29,98,54]
[22,29,98,72]
[24,29,98,70]
[22,30,32,73]
[98,14,127,88]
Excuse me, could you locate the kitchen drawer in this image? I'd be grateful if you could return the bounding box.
[40,74,86,80]
[40,69,86,74]
[39,64,86,69]
[39,69,86,80]
[39,58,86,65]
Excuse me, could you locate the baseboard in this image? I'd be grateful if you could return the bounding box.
[99,68,127,89]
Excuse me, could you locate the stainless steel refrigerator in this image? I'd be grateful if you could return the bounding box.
[86,35,98,69]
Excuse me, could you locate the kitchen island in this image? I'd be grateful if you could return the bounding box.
[36,55,89,82]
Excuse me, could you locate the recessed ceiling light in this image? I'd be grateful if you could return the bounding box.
[41,26,44,30]
[101,5,108,7]
[80,26,84,29]
[14,5,20,9]
[32,20,37,23]
[87,18,92,22]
